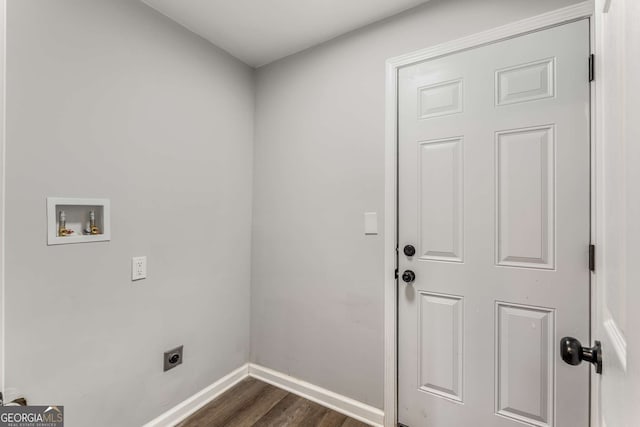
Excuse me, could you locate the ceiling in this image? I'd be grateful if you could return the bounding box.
[141,0,431,68]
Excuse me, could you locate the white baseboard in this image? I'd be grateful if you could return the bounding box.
[248,364,384,427]
[142,363,384,427]
[142,363,249,427]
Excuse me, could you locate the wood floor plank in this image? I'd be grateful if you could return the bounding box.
[340,418,371,427]
[317,410,348,426]
[176,378,369,427]
[252,393,328,427]
[224,384,289,427]
[177,378,268,427]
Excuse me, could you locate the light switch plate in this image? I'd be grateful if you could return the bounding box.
[132,256,147,281]
[364,212,378,235]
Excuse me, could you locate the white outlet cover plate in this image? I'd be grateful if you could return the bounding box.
[132,256,147,281]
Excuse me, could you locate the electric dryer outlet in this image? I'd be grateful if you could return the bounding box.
[164,345,183,372]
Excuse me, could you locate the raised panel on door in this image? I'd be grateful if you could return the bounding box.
[418,137,464,262]
[496,125,555,269]
[495,58,555,106]
[418,79,464,119]
[495,302,555,427]
[418,292,464,402]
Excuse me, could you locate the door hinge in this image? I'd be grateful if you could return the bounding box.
[589,244,595,272]
[395,268,399,280]
[589,54,595,82]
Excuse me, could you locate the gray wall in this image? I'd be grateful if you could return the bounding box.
[250,0,583,409]
[4,1,254,426]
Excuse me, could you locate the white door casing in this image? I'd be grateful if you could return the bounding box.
[397,20,590,427]
[0,0,6,402]
[593,0,640,426]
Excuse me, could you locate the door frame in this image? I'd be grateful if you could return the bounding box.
[0,0,6,404]
[383,2,596,426]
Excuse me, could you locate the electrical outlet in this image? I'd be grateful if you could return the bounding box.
[131,256,147,281]
[164,345,183,372]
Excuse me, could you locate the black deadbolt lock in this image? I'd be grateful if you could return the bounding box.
[401,270,416,283]
[560,337,602,374]
[403,245,416,257]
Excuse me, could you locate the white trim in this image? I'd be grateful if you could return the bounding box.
[142,364,249,427]
[386,2,593,69]
[590,8,601,426]
[248,364,384,427]
[384,2,594,426]
[603,316,627,370]
[142,363,384,427]
[383,52,398,427]
[0,0,6,402]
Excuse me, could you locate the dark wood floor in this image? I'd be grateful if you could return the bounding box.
[177,377,371,427]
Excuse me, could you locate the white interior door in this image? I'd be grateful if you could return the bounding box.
[398,21,591,427]
[594,0,640,426]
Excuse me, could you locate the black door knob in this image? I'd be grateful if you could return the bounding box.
[401,270,416,283]
[560,337,602,374]
[403,245,416,257]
